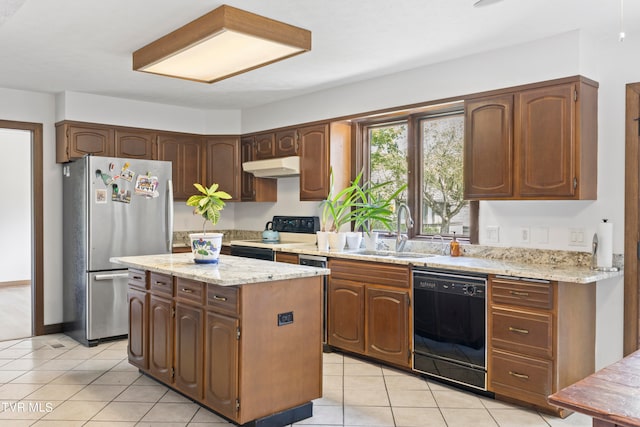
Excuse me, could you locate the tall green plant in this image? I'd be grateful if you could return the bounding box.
[320,171,363,232]
[352,180,407,235]
[186,183,232,233]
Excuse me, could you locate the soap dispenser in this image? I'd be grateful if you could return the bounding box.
[450,232,461,257]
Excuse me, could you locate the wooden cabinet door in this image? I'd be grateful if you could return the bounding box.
[157,134,203,200]
[464,95,514,199]
[174,302,204,400]
[115,130,155,160]
[204,311,239,420]
[61,124,114,162]
[127,288,148,370]
[515,83,576,198]
[366,287,410,367]
[149,294,173,383]
[240,136,256,201]
[328,278,365,353]
[254,133,275,160]
[204,136,241,201]
[299,124,329,201]
[275,129,298,157]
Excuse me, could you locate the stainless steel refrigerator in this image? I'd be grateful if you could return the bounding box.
[63,155,173,346]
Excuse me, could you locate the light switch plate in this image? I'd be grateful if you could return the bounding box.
[568,227,586,246]
[486,226,499,244]
[518,227,530,244]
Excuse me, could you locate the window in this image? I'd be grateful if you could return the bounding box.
[360,103,476,241]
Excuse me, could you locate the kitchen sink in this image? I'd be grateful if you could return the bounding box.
[354,250,435,258]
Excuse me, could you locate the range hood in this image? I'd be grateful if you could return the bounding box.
[242,156,300,178]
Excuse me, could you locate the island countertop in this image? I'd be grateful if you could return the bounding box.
[111,253,330,286]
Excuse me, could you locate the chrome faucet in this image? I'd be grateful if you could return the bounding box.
[396,202,414,253]
[432,234,447,255]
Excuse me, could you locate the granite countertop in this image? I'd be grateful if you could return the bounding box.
[280,245,623,284]
[111,253,330,286]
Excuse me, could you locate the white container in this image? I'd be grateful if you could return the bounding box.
[316,231,330,251]
[363,231,379,251]
[189,232,223,264]
[328,232,347,251]
[346,232,363,249]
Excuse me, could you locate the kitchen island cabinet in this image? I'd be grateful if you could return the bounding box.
[117,253,328,427]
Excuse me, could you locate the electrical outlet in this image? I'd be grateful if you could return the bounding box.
[568,228,586,246]
[486,226,499,244]
[518,227,530,244]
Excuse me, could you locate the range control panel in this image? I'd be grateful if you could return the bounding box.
[271,216,320,233]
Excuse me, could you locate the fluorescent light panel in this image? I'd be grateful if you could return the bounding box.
[133,5,311,84]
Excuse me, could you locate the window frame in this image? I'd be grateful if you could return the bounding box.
[354,102,479,244]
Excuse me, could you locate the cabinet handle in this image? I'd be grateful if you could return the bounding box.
[508,326,529,334]
[181,288,193,293]
[510,290,529,297]
[133,276,143,280]
[155,281,167,286]
[509,371,529,380]
[212,295,228,302]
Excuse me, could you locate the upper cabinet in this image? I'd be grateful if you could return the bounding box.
[240,136,277,202]
[464,76,598,200]
[203,136,241,202]
[275,129,298,157]
[254,133,275,160]
[115,130,156,160]
[157,133,203,201]
[56,122,114,163]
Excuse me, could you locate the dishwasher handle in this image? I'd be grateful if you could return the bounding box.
[94,273,129,281]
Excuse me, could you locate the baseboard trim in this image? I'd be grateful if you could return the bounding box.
[0,280,30,288]
[41,323,63,335]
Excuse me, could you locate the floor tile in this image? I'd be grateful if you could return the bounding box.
[323,363,343,375]
[68,384,127,401]
[542,412,592,426]
[383,375,429,390]
[159,389,194,403]
[344,406,394,426]
[344,362,384,376]
[0,359,46,371]
[344,387,390,406]
[322,375,343,390]
[314,387,343,406]
[49,370,103,384]
[21,349,68,360]
[387,389,436,407]
[90,349,128,360]
[432,389,486,408]
[139,402,200,422]
[489,408,551,426]
[0,348,34,359]
[191,406,231,423]
[91,370,141,385]
[25,383,85,400]
[440,407,499,427]
[0,370,28,383]
[92,401,154,422]
[322,352,344,363]
[114,385,169,402]
[343,375,386,390]
[0,383,44,399]
[72,358,120,371]
[83,422,136,427]
[295,404,343,425]
[392,407,446,427]
[40,400,108,420]
[32,359,83,371]
[10,370,62,384]
[31,421,85,426]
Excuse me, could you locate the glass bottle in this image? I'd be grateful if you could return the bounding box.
[450,232,461,257]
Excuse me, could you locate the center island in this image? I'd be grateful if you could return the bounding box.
[112,253,330,427]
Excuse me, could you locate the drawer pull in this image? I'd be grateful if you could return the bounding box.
[509,290,529,297]
[181,288,194,293]
[508,326,529,334]
[212,295,228,302]
[509,371,529,380]
[133,276,143,280]
[155,281,167,286]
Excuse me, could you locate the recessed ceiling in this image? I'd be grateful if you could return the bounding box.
[0,0,632,110]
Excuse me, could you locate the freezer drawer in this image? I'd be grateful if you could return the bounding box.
[87,271,129,341]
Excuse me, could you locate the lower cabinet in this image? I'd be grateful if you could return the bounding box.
[487,275,596,416]
[128,270,322,425]
[327,259,411,368]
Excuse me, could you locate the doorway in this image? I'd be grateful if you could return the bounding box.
[0,120,44,338]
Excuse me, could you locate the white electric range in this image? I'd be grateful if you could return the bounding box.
[229,216,319,260]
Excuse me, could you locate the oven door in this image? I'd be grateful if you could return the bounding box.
[230,245,274,261]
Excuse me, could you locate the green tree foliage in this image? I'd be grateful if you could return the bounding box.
[422,116,468,234]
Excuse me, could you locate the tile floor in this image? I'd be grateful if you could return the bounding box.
[0,334,592,426]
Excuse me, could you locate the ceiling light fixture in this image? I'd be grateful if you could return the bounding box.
[132,4,311,84]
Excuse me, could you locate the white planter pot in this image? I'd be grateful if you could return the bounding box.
[363,232,379,251]
[328,232,347,252]
[189,232,223,264]
[346,232,363,250]
[316,231,330,251]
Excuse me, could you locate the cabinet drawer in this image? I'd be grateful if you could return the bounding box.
[150,272,173,296]
[207,284,239,315]
[176,278,205,305]
[491,277,553,309]
[489,349,553,399]
[491,307,553,359]
[128,269,147,290]
[329,259,410,288]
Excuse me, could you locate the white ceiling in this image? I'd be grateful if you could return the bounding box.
[0,0,634,110]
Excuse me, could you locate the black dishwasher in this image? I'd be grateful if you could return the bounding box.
[413,268,488,391]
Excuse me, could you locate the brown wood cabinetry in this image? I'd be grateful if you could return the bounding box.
[464,76,597,200]
[204,136,241,201]
[254,133,275,160]
[115,129,155,160]
[487,275,596,416]
[275,252,299,264]
[127,269,148,370]
[157,133,203,200]
[327,258,411,367]
[128,270,322,425]
[275,129,298,156]
[56,122,114,163]
[240,136,277,202]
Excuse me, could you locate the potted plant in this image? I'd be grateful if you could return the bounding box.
[186,183,232,264]
[319,171,363,251]
[352,180,407,250]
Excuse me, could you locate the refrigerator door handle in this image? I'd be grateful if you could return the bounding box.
[94,273,129,281]
[167,179,174,253]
